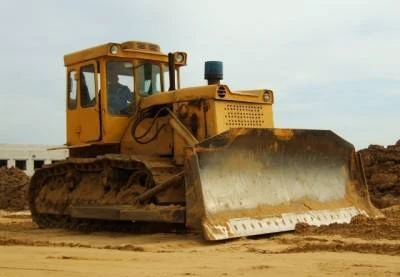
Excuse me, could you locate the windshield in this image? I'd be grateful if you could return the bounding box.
[138,62,162,96]
[105,60,173,115]
[106,61,134,116]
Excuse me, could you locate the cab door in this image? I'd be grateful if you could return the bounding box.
[66,62,101,145]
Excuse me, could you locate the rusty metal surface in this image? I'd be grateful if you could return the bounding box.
[185,128,378,240]
[136,172,184,203]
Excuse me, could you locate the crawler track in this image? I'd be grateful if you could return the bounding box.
[29,154,184,231]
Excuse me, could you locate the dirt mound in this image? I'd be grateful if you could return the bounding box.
[295,205,400,240]
[359,142,400,208]
[278,237,400,256]
[0,167,30,210]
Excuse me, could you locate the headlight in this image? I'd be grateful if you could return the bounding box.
[263,91,271,102]
[110,44,119,55]
[175,53,184,63]
[174,52,187,65]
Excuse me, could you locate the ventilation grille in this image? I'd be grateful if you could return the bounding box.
[224,104,264,127]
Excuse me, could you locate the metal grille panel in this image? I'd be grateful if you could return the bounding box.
[224,103,264,127]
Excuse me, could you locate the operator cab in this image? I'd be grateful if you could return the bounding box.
[64,41,187,147]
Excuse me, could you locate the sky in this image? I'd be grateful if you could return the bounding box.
[0,0,398,150]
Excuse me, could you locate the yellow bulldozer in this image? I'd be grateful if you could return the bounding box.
[29,41,378,240]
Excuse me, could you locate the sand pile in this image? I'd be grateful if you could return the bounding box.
[295,205,400,240]
[0,167,30,210]
[359,141,400,208]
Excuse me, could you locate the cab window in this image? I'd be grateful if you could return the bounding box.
[67,70,77,109]
[80,64,96,107]
[138,62,161,96]
[162,65,178,91]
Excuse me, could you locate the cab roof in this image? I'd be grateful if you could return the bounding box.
[64,41,167,66]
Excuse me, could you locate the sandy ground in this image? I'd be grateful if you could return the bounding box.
[0,211,399,277]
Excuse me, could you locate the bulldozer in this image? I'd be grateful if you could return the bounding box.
[29,41,379,240]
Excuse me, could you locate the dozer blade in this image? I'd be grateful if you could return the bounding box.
[184,128,379,240]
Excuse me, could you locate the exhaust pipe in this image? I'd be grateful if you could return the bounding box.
[204,61,223,85]
[168,53,176,91]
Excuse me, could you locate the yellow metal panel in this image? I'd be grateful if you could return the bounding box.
[66,108,80,145]
[102,115,131,143]
[79,108,101,142]
[139,85,273,110]
[139,85,219,109]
